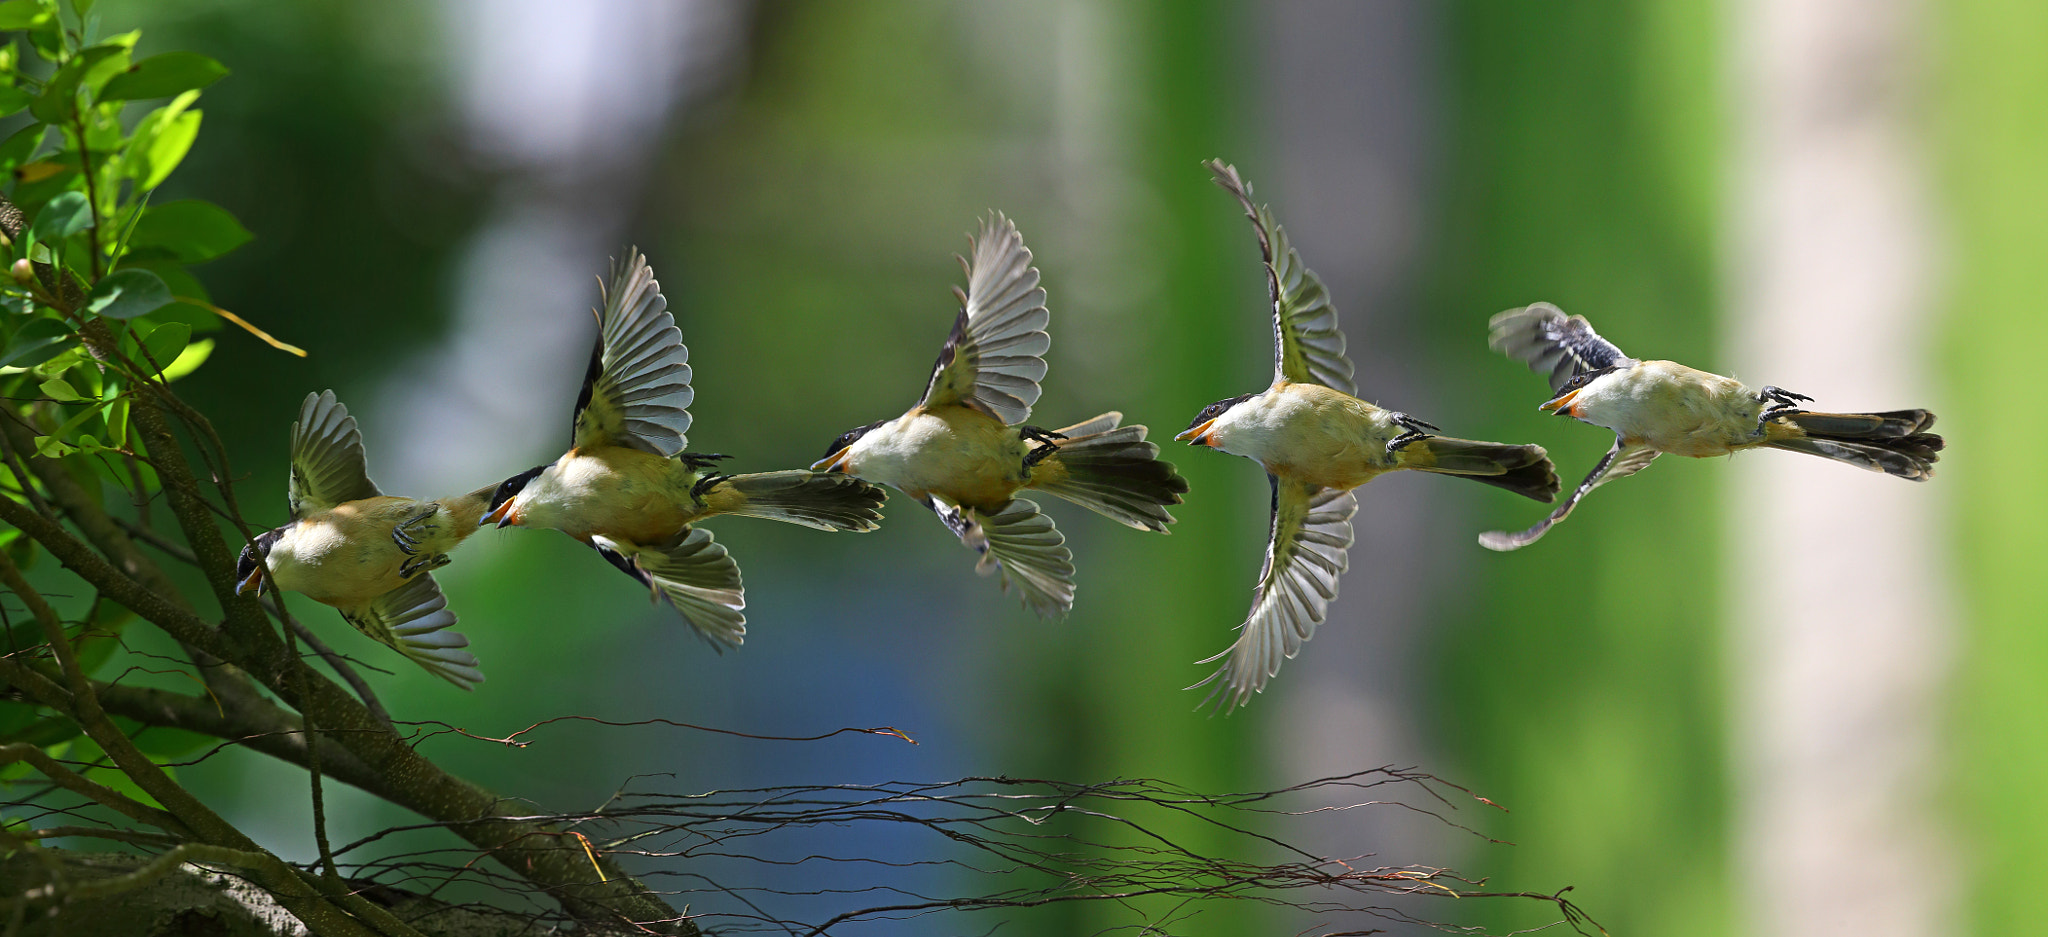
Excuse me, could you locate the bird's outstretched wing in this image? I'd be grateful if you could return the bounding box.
[918,213,1051,426]
[1478,436,1658,551]
[594,529,746,649]
[1206,159,1356,395]
[933,497,1075,619]
[1488,303,1635,394]
[572,249,695,456]
[289,390,381,520]
[341,573,482,690]
[1194,477,1356,712]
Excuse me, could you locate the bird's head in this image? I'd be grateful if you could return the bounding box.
[481,464,547,528]
[234,528,284,597]
[1539,367,1615,418]
[811,419,887,474]
[1174,392,1258,450]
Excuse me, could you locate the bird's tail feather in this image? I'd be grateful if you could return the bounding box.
[1395,437,1560,503]
[1766,410,1942,480]
[1030,412,1190,531]
[708,471,886,532]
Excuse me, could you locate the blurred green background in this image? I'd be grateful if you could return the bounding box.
[74,0,2040,933]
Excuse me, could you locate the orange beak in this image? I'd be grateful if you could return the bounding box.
[481,498,518,528]
[235,565,266,597]
[1174,418,1219,448]
[1539,388,1580,415]
[810,449,852,474]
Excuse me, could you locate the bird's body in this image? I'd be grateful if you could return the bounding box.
[843,406,1034,510]
[1482,302,1945,551]
[484,249,886,647]
[235,391,487,689]
[1177,160,1559,711]
[1560,359,1765,457]
[265,495,481,608]
[815,214,1188,618]
[1201,381,1419,490]
[512,448,709,545]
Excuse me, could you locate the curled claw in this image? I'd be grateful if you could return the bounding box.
[690,473,733,500]
[1753,387,1811,436]
[1017,425,1066,473]
[1391,412,1442,434]
[1386,412,1438,454]
[390,508,438,555]
[400,552,451,580]
[1759,385,1814,406]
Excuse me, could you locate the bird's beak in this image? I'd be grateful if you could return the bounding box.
[481,498,517,528]
[811,449,851,474]
[1174,418,1219,448]
[1539,389,1580,415]
[235,565,265,597]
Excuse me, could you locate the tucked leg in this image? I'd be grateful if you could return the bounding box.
[1385,412,1441,455]
[1017,425,1067,472]
[390,507,439,555]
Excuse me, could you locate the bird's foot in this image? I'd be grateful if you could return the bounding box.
[679,452,734,471]
[1753,388,1812,435]
[1018,425,1066,472]
[399,552,451,580]
[1385,412,1440,454]
[922,496,978,542]
[1758,385,1814,407]
[391,508,439,555]
[690,473,734,501]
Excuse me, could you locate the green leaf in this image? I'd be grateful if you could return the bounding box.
[99,51,226,102]
[28,189,91,241]
[0,84,28,118]
[158,337,210,381]
[0,318,72,369]
[0,0,49,30]
[129,200,250,263]
[135,109,197,190]
[29,43,122,122]
[0,122,43,172]
[37,376,80,401]
[32,435,73,458]
[137,319,187,371]
[85,267,170,319]
[101,394,127,445]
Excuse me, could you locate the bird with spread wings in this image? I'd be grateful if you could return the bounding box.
[1481,302,1945,551]
[481,249,886,647]
[1175,160,1561,712]
[813,213,1189,618]
[236,391,488,688]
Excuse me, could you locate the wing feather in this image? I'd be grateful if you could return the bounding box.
[1478,437,1657,551]
[1193,478,1356,712]
[572,249,695,455]
[917,214,1051,425]
[610,529,747,649]
[942,497,1075,618]
[1206,160,1356,394]
[340,573,482,690]
[288,390,381,520]
[1488,303,1635,393]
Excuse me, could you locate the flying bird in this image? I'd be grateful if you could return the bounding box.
[1176,160,1560,712]
[812,213,1188,618]
[1481,302,1944,551]
[235,390,488,689]
[482,249,887,647]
